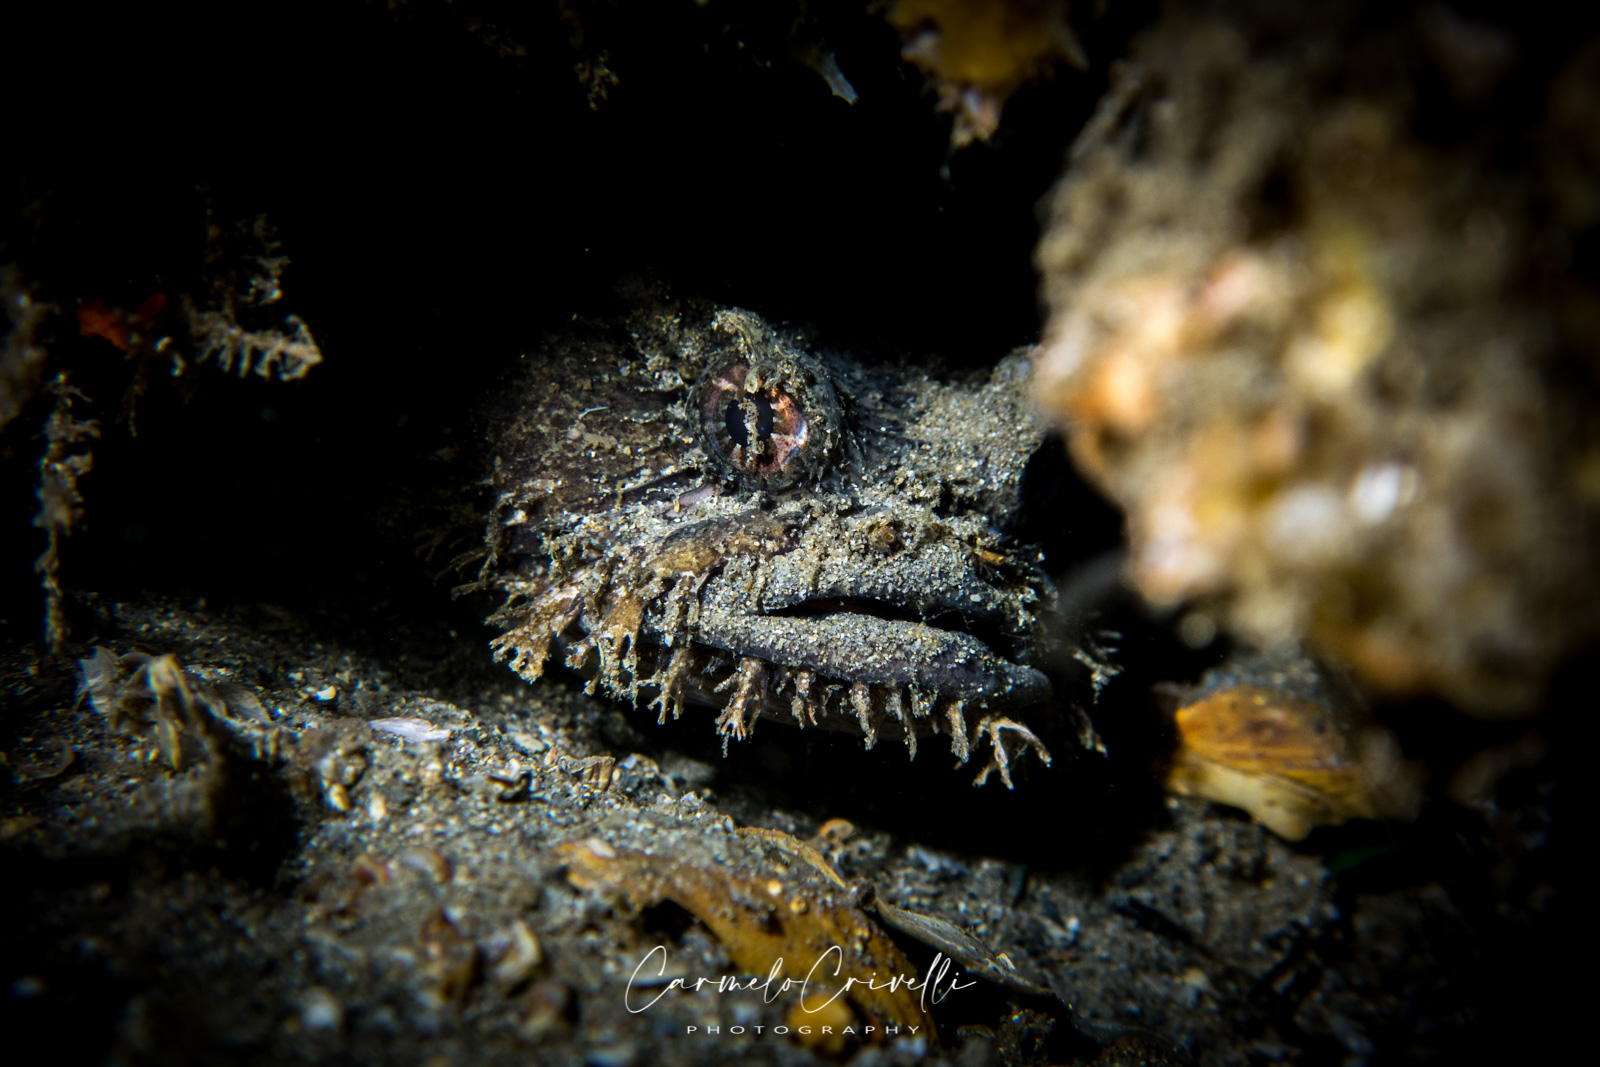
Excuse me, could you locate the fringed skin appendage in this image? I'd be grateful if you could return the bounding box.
[714,657,769,752]
[971,716,1053,789]
[490,587,581,683]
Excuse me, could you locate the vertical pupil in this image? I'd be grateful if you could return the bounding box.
[723,392,776,452]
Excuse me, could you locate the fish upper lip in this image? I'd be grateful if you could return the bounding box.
[760,594,1026,666]
[755,551,1018,611]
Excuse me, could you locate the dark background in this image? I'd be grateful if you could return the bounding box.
[0,0,1150,637]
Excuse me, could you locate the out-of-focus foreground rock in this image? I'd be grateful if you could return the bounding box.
[1033,0,1600,714]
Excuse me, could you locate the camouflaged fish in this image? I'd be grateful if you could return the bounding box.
[481,304,1062,785]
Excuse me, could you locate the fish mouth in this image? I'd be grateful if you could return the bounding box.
[735,539,1053,707]
[643,576,1052,710]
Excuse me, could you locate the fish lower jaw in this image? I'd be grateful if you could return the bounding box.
[572,626,1052,787]
[489,586,1053,786]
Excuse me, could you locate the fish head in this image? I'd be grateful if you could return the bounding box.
[485,304,1060,771]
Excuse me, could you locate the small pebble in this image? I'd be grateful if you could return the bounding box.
[300,987,343,1033]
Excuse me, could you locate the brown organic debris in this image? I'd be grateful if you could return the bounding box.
[84,650,234,771]
[887,0,1087,147]
[33,375,99,653]
[557,827,934,1044]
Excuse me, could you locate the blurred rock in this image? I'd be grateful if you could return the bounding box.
[1033,0,1600,714]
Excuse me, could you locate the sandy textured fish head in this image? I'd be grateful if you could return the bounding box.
[484,305,1060,778]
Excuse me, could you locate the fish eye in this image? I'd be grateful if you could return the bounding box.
[693,355,840,490]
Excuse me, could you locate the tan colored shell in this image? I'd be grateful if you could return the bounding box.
[1166,684,1417,841]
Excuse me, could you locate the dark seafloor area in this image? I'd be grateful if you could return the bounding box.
[0,2,1586,1065]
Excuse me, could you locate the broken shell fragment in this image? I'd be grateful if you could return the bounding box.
[489,919,545,987]
[368,717,452,743]
[418,909,480,1008]
[518,978,571,1042]
[870,897,1049,997]
[397,847,453,884]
